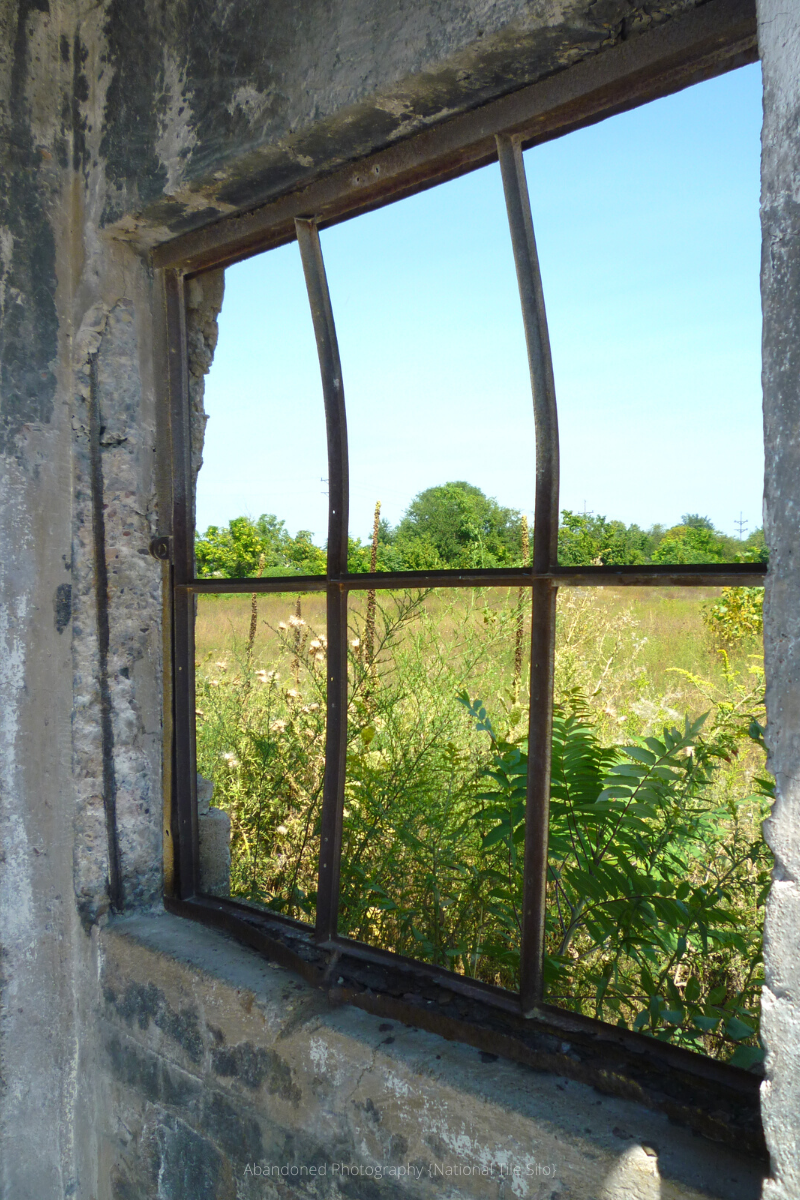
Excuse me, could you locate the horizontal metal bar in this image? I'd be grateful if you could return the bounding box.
[180,562,767,595]
[152,0,755,275]
[548,564,767,587]
[339,568,533,589]
[181,575,330,594]
[326,934,522,1015]
[180,569,534,593]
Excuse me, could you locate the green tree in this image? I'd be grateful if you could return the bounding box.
[284,529,326,575]
[195,514,326,578]
[394,482,522,568]
[652,521,730,564]
[742,529,769,563]
[558,510,652,566]
[346,531,410,573]
[195,514,285,577]
[681,513,715,530]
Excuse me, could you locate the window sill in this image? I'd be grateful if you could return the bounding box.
[163,895,766,1165]
[99,909,767,1198]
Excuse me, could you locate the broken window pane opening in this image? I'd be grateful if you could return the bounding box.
[196,243,329,580]
[194,590,327,923]
[532,65,764,558]
[318,166,536,560]
[547,585,770,1069]
[339,587,531,990]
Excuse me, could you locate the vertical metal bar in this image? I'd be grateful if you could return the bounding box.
[521,577,557,1008]
[496,134,559,570]
[497,133,560,1011]
[295,218,349,942]
[164,268,199,899]
[87,353,124,911]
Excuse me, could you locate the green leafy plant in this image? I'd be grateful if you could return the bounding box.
[196,514,326,578]
[337,588,524,980]
[703,588,764,646]
[459,689,771,1066]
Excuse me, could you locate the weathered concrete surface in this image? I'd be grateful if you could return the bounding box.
[1,6,89,1195]
[94,0,716,243]
[757,3,800,1197]
[0,0,788,1196]
[0,5,166,1191]
[187,269,225,526]
[71,294,163,922]
[98,914,766,1200]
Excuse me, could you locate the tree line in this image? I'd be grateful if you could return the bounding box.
[195,481,767,578]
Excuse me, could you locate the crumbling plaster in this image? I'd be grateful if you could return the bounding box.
[90,0,718,242]
[0,0,795,1196]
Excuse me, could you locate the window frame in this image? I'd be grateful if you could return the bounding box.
[154,0,767,1149]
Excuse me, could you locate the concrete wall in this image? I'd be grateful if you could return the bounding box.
[97,913,766,1200]
[0,0,795,1196]
[756,3,800,1198]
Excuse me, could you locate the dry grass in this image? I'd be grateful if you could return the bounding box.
[196,592,327,672]
[196,588,526,693]
[196,586,763,735]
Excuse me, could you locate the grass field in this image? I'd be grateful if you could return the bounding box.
[195,585,763,734]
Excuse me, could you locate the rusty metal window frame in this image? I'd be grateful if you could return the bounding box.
[155,0,768,1136]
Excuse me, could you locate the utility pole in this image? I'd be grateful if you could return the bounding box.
[735,511,748,540]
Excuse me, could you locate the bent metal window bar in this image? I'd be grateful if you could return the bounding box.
[155,1,766,1101]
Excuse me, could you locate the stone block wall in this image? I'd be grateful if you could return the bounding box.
[97,914,766,1200]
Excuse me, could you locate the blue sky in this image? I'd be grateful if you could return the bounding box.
[197,62,763,545]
